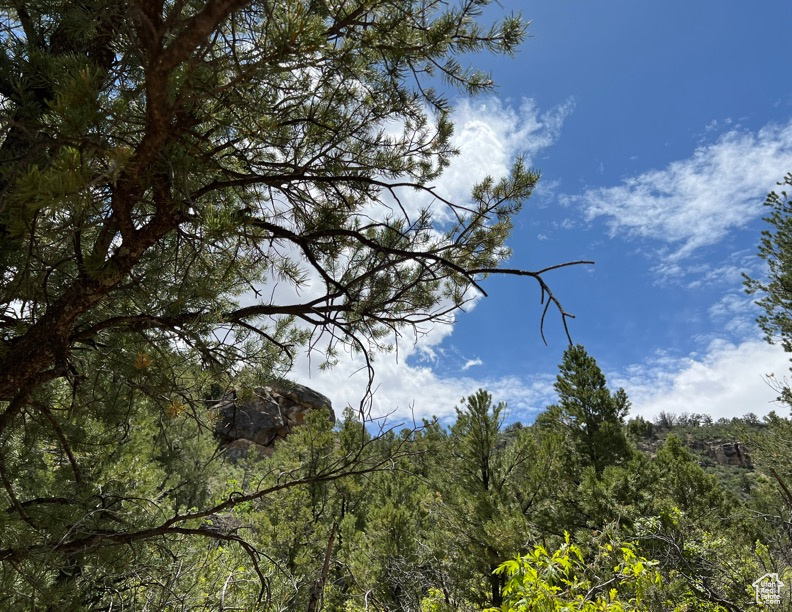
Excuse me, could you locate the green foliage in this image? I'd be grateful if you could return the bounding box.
[745,172,792,404]
[442,390,551,607]
[420,587,457,612]
[537,345,632,476]
[653,435,729,522]
[626,416,654,441]
[0,0,580,606]
[486,533,661,612]
[0,0,788,604]
[451,389,506,495]
[746,173,792,335]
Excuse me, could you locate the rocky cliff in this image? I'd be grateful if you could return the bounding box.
[213,382,334,460]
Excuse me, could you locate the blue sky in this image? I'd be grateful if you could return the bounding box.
[292,0,792,425]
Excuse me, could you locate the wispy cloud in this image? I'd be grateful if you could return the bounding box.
[565,120,792,262]
[651,249,763,288]
[461,358,483,371]
[707,292,759,340]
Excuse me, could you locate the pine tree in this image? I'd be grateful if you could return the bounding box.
[444,390,545,608]
[745,172,792,405]
[0,1,590,606]
[539,345,632,475]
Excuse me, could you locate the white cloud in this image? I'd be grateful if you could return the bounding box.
[428,97,572,212]
[368,96,573,225]
[615,339,790,421]
[277,97,571,421]
[293,347,475,423]
[651,249,762,288]
[461,358,483,371]
[707,292,758,339]
[292,342,557,424]
[487,375,557,418]
[566,120,792,261]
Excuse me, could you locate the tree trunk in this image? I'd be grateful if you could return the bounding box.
[489,563,504,608]
[307,522,338,612]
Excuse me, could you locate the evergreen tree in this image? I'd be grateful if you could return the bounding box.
[538,345,631,475]
[452,390,505,496]
[443,390,545,608]
[743,174,792,596]
[446,390,510,607]
[745,172,792,405]
[0,1,592,606]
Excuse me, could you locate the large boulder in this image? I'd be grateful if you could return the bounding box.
[213,382,334,459]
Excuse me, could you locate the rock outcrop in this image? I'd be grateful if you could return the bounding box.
[213,382,334,460]
[687,438,753,468]
[710,441,751,468]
